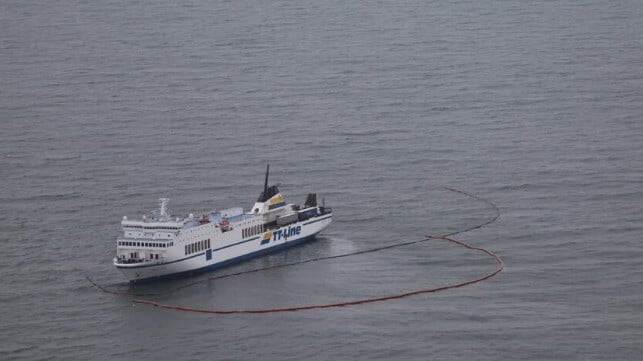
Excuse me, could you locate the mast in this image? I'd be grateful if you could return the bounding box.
[264,164,270,192]
[257,164,279,202]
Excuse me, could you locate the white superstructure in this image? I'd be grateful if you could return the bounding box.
[113,166,333,283]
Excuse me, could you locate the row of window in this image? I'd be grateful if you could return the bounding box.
[124,225,180,230]
[242,224,266,239]
[120,252,160,261]
[118,241,174,248]
[126,232,173,238]
[185,239,211,255]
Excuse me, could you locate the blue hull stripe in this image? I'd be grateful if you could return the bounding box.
[130,234,318,283]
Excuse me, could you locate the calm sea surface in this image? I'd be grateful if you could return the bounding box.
[1,0,642,360]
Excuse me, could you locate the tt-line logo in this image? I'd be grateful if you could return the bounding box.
[272,226,302,241]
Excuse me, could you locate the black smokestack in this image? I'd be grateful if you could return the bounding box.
[264,164,270,191]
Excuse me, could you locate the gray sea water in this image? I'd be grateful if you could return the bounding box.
[2,0,642,360]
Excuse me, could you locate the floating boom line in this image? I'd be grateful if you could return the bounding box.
[87,187,504,314]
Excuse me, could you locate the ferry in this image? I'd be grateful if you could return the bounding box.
[113,166,333,283]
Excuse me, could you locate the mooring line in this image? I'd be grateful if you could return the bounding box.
[87,187,503,313]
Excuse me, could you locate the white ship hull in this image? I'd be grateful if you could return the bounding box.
[115,215,332,283]
[113,167,332,283]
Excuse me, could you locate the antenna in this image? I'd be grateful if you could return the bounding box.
[264,164,270,191]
